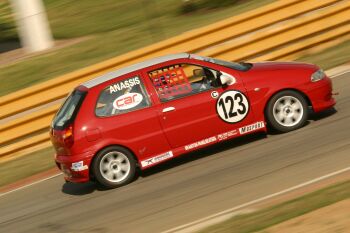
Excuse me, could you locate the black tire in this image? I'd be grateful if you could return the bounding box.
[265,90,308,133]
[92,146,136,189]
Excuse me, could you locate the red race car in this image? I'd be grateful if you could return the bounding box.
[50,53,336,188]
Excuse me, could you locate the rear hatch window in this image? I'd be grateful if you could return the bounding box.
[52,90,87,130]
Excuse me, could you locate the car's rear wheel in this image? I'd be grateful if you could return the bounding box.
[266,90,308,133]
[92,146,136,189]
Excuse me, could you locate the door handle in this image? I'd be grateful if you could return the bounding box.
[162,107,175,113]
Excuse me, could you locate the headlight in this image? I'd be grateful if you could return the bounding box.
[311,69,325,82]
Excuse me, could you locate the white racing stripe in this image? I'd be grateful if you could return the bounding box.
[161,166,350,233]
[330,70,350,78]
[0,173,62,198]
[327,64,350,78]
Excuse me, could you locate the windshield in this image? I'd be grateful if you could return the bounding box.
[52,90,86,130]
[191,54,252,71]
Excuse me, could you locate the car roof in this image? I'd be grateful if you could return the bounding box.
[82,53,191,88]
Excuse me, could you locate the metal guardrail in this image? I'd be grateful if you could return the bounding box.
[1,0,349,159]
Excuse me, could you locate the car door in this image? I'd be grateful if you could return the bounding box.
[144,59,257,151]
[92,73,172,163]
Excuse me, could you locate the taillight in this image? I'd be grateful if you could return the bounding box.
[62,125,74,148]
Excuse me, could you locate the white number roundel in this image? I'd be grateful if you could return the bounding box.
[216,90,249,123]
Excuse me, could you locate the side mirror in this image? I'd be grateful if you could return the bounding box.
[220,72,236,86]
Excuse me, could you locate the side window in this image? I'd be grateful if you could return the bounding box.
[148,64,220,102]
[95,76,151,117]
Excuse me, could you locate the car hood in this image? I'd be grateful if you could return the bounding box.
[249,61,318,72]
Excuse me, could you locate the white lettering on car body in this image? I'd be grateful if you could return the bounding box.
[109,77,141,93]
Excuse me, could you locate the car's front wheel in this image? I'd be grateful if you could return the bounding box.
[266,90,308,133]
[92,146,136,189]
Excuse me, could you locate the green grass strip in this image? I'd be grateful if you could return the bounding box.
[297,39,350,70]
[0,147,56,187]
[199,180,350,233]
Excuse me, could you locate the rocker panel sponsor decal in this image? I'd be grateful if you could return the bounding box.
[141,151,173,168]
[217,130,237,141]
[184,136,217,151]
[239,121,265,134]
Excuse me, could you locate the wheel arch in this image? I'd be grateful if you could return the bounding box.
[263,88,312,125]
[89,144,140,180]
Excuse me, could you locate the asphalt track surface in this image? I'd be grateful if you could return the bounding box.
[1,73,350,233]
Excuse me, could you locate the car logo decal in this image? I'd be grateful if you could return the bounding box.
[113,92,143,110]
[211,91,219,99]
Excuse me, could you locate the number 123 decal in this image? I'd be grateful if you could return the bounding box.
[216,90,249,123]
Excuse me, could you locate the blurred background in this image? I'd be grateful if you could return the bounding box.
[0,2,350,232]
[0,0,350,189]
[0,0,349,97]
[0,0,278,95]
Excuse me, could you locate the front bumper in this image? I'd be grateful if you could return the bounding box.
[306,76,336,113]
[55,151,94,183]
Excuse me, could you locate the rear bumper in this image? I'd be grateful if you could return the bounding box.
[55,150,94,183]
[306,77,336,113]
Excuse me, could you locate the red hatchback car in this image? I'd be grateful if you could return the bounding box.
[50,53,336,188]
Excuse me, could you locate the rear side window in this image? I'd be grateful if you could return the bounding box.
[52,90,87,130]
[95,76,151,117]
